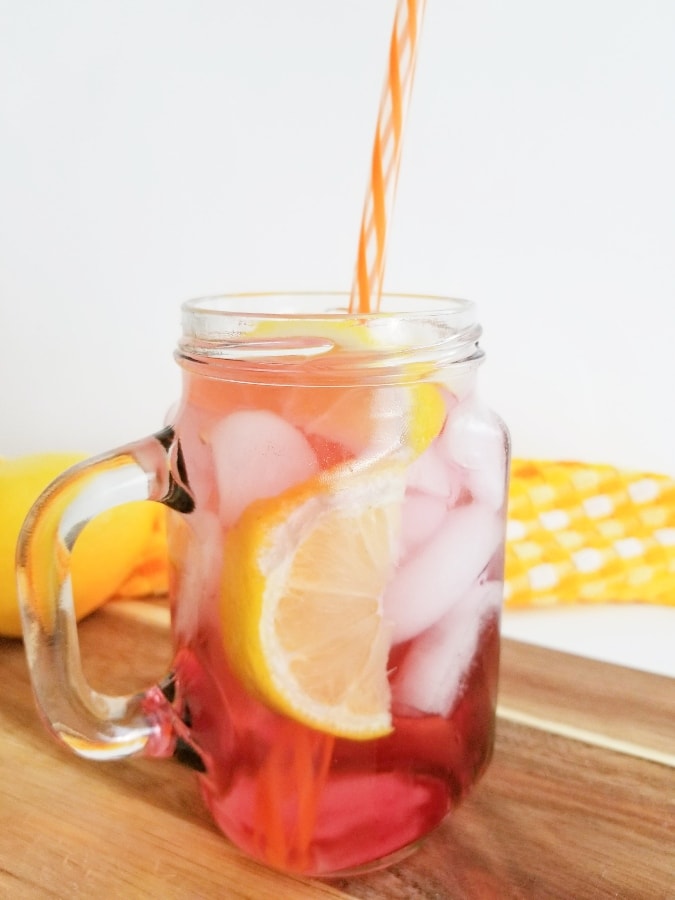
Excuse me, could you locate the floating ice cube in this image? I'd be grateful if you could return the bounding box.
[438,397,507,510]
[392,580,502,716]
[406,442,463,500]
[399,492,447,562]
[382,503,502,643]
[293,385,407,466]
[286,386,371,456]
[211,410,319,526]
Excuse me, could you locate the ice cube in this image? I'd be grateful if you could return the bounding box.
[211,409,319,526]
[283,386,371,456]
[392,580,502,716]
[400,492,447,562]
[406,442,463,500]
[382,503,502,643]
[438,397,507,510]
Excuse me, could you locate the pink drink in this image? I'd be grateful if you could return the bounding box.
[166,333,508,876]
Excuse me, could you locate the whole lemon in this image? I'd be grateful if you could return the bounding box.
[1,454,85,637]
[1,454,168,638]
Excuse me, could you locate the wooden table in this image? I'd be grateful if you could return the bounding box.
[1,601,673,899]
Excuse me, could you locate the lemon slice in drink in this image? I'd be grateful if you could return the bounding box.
[404,383,447,456]
[248,315,375,352]
[221,465,405,739]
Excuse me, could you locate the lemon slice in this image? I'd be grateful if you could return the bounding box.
[248,315,375,352]
[404,383,447,456]
[220,465,405,739]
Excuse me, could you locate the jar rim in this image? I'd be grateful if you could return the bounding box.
[181,291,477,323]
[177,291,484,383]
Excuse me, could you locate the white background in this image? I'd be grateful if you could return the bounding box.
[1,2,674,672]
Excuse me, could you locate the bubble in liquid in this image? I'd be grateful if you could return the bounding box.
[399,492,448,562]
[438,397,507,510]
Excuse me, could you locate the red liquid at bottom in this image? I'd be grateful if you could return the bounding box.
[173,616,500,877]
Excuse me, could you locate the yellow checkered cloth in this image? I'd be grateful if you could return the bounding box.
[505,460,675,608]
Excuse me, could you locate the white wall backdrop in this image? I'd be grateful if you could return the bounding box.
[2,0,674,473]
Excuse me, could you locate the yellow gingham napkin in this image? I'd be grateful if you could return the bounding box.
[505,460,675,608]
[112,458,675,612]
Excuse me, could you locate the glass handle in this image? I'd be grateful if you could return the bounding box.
[16,426,189,762]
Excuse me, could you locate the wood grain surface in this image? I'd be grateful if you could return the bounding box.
[1,603,673,899]
[498,636,675,767]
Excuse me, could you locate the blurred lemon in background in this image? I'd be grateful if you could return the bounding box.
[0,454,168,638]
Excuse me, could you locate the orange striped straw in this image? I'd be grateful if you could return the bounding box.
[349,0,427,314]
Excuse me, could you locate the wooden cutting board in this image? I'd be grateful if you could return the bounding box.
[1,601,673,899]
